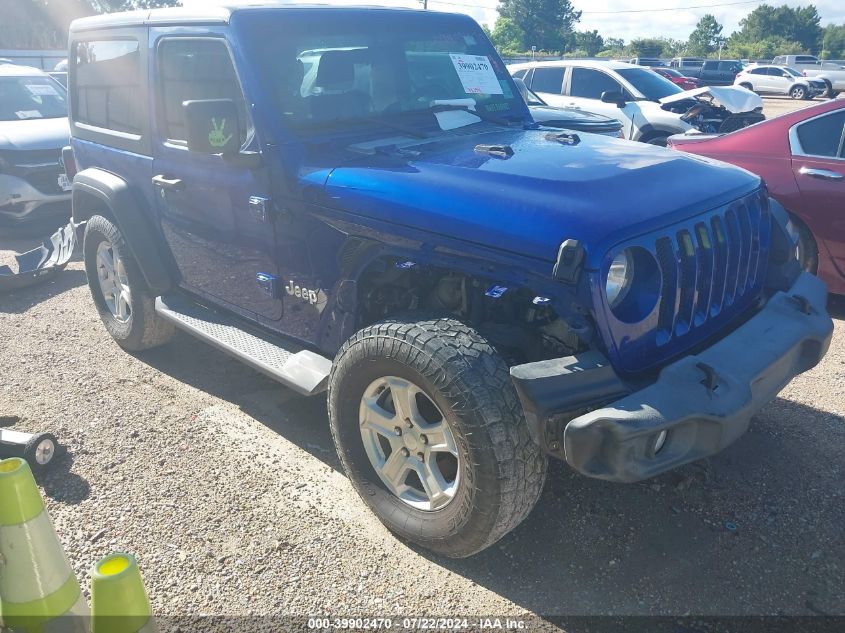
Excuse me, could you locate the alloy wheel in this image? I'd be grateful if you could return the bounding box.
[359,376,460,511]
[96,240,132,323]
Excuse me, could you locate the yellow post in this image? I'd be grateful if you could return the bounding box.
[0,457,88,633]
[90,553,156,633]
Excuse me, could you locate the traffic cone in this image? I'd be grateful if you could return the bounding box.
[0,457,88,633]
[90,553,156,633]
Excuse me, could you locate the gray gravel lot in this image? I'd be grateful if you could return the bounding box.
[1,95,843,627]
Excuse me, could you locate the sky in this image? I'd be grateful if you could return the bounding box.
[180,0,845,43]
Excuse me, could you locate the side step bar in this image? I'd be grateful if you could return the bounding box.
[155,294,332,396]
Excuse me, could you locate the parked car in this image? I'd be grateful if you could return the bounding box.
[67,4,832,558]
[735,64,825,99]
[628,57,665,67]
[669,57,705,71]
[508,60,763,144]
[771,55,845,98]
[652,67,700,90]
[668,99,845,294]
[676,59,744,86]
[0,62,71,227]
[513,77,623,137]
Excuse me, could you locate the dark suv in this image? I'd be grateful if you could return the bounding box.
[67,5,832,557]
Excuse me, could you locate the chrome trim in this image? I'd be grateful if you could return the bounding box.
[788,109,845,161]
[798,166,843,181]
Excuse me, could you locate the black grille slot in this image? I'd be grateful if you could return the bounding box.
[693,223,714,325]
[675,230,697,336]
[655,236,678,338]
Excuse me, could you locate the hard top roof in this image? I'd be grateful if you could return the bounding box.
[69,4,429,32]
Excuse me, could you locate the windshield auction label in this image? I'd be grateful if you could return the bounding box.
[449,54,503,95]
[25,84,59,97]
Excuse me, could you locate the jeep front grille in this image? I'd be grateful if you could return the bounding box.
[598,189,771,374]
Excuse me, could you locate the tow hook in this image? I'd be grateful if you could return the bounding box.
[697,362,720,392]
[791,294,812,315]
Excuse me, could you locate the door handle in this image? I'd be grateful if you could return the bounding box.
[798,166,843,181]
[152,175,185,191]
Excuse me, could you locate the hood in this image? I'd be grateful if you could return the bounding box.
[528,105,622,132]
[659,86,762,113]
[321,128,760,267]
[0,117,70,151]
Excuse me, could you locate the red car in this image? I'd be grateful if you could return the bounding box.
[653,67,700,91]
[668,99,845,294]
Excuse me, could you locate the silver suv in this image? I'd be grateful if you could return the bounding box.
[735,64,825,100]
[0,63,71,227]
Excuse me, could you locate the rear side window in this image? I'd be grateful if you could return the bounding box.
[748,68,767,75]
[157,38,249,145]
[74,39,142,134]
[569,68,621,99]
[530,67,564,94]
[796,56,817,64]
[795,112,845,158]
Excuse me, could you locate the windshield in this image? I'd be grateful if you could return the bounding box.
[783,67,803,77]
[514,77,544,106]
[238,10,525,134]
[0,75,67,121]
[617,67,683,100]
[660,68,683,78]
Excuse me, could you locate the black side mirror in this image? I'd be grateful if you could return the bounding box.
[601,91,626,108]
[183,99,242,155]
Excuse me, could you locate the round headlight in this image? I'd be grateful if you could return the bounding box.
[606,250,634,308]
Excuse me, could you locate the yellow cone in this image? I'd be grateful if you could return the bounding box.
[0,457,88,633]
[90,553,156,633]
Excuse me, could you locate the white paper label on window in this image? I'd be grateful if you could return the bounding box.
[449,54,503,95]
[16,110,42,119]
[26,84,59,97]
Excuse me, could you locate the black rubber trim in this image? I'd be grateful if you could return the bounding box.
[72,168,174,294]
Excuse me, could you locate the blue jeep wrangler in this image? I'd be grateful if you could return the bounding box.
[67,5,833,557]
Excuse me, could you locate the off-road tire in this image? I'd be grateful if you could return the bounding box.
[790,85,807,100]
[328,316,547,558]
[83,215,175,351]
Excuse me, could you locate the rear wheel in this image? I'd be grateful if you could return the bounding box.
[790,85,807,100]
[83,215,175,351]
[328,316,547,558]
[823,81,836,99]
[739,82,754,92]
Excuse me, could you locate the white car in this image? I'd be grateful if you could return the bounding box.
[735,65,825,100]
[508,60,763,145]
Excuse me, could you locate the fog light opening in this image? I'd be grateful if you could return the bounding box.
[653,430,668,455]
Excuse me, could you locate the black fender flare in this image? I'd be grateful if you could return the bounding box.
[72,168,175,294]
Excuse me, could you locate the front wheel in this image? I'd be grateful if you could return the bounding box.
[83,215,175,351]
[328,317,547,558]
[790,85,807,100]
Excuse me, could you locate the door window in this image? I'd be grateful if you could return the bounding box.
[795,112,845,158]
[569,68,621,99]
[157,38,250,146]
[748,68,768,75]
[74,39,142,134]
[530,67,564,94]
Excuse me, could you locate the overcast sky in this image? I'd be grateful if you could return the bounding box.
[182,0,845,42]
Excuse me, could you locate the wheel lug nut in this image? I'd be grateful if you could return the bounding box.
[417,452,425,461]
[405,418,413,428]
[394,426,402,436]
[400,448,410,457]
[420,434,428,444]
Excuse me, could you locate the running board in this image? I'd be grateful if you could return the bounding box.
[155,294,332,396]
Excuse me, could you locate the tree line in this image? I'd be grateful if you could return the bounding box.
[0,0,180,49]
[487,0,845,61]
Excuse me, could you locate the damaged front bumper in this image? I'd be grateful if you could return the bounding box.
[511,273,833,483]
[0,173,70,225]
[0,222,77,293]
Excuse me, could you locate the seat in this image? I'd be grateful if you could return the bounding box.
[306,50,370,121]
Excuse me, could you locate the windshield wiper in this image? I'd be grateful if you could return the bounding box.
[341,116,430,139]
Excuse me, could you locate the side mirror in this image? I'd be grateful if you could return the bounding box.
[183,99,242,155]
[601,91,626,108]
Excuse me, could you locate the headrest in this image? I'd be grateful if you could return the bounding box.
[315,51,355,90]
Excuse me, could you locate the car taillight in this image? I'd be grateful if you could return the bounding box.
[61,146,77,179]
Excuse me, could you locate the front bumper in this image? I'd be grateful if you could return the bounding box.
[511,273,833,482]
[0,173,70,225]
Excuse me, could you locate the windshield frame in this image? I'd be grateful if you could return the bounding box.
[234,8,531,139]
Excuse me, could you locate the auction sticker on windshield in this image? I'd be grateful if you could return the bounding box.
[449,54,503,95]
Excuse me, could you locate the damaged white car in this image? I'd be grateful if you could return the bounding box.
[508,60,764,145]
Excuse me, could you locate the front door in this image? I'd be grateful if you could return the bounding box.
[790,109,845,277]
[564,67,638,139]
[150,34,282,321]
